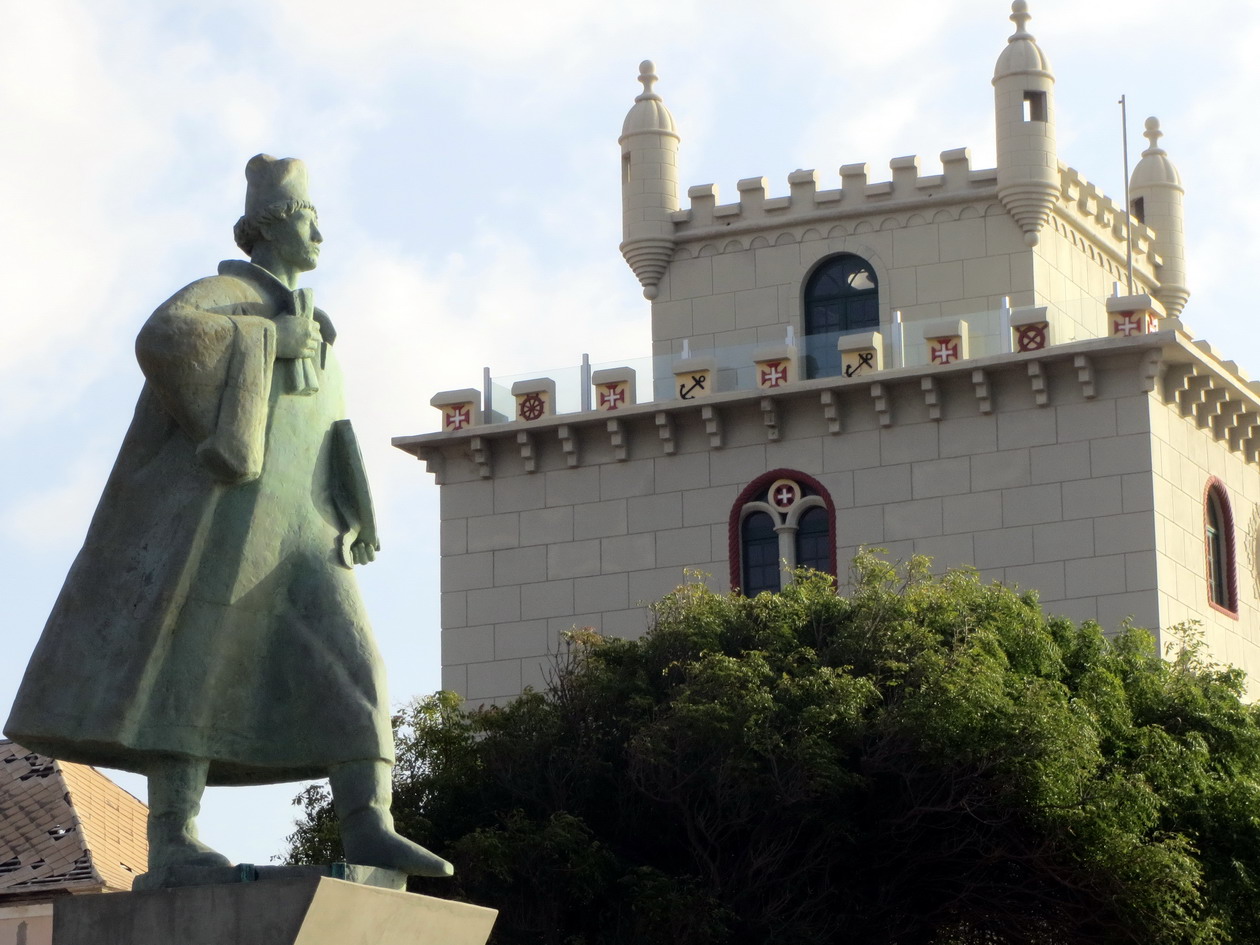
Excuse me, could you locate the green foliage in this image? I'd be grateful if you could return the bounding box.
[286,553,1260,945]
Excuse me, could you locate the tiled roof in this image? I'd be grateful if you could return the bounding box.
[0,740,147,897]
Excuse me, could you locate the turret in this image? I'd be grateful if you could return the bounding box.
[993,1,1058,247]
[619,60,680,300]
[1130,117,1189,317]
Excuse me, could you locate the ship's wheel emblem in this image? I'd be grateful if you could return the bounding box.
[519,393,546,421]
[1016,324,1047,352]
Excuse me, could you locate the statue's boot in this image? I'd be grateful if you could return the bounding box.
[330,760,454,877]
[146,757,232,875]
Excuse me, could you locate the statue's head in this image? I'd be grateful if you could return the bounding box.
[233,154,321,273]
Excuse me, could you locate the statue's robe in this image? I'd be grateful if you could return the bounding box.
[6,260,393,785]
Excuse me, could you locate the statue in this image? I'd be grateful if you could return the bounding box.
[5,155,453,884]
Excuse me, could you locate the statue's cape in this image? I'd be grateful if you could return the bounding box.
[5,262,391,784]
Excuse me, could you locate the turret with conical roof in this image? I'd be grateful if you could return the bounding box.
[1130,116,1189,318]
[993,1,1058,247]
[619,60,680,300]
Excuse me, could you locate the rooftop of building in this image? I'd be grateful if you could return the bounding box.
[0,740,147,901]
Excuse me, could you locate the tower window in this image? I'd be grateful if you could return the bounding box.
[729,469,837,594]
[803,254,879,379]
[1131,196,1146,224]
[1022,90,1047,122]
[1204,480,1238,616]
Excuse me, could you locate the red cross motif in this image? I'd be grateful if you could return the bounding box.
[1016,323,1047,352]
[769,478,800,510]
[599,384,625,410]
[1113,313,1143,336]
[445,405,471,430]
[760,361,787,388]
[519,392,545,421]
[930,338,959,365]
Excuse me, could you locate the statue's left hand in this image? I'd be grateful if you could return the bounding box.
[350,525,380,565]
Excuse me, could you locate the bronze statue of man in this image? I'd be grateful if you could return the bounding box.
[6,155,451,883]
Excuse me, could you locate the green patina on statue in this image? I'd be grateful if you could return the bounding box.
[5,155,452,884]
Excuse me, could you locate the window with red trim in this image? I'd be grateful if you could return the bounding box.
[729,469,837,594]
[1205,479,1238,615]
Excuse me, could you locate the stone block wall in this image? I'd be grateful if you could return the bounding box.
[820,365,1160,635]
[427,341,1210,705]
[1150,390,1260,675]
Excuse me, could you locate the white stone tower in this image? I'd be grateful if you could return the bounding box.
[1130,117,1189,318]
[993,0,1057,247]
[619,60,680,300]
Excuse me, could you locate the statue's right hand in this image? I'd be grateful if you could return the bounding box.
[275,316,323,359]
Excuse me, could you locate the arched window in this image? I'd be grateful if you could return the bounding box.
[729,469,837,594]
[741,512,780,596]
[1204,479,1238,615]
[796,506,830,573]
[803,254,879,379]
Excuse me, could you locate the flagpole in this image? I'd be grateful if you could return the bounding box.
[1120,94,1135,295]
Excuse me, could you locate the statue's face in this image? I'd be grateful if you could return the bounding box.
[264,207,322,273]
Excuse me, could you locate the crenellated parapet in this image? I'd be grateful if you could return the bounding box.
[398,332,1260,482]
[669,149,998,238]
[1055,163,1159,280]
[660,148,1159,295]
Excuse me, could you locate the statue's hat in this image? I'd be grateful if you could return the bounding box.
[242,154,311,219]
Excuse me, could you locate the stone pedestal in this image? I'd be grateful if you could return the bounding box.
[52,875,496,945]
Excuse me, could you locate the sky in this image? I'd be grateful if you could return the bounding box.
[1,0,1256,867]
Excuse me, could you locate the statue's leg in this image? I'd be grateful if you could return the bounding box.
[329,759,454,877]
[146,757,232,874]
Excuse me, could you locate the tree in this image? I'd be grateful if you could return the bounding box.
[287,554,1260,945]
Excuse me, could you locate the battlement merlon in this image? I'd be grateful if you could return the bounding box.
[665,154,1160,282]
[670,149,996,235]
[1055,163,1159,282]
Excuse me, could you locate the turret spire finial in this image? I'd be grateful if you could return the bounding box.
[620,58,679,300]
[1143,116,1165,155]
[1009,1,1033,41]
[636,61,661,103]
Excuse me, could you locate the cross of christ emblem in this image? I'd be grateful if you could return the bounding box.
[767,477,802,511]
[445,405,471,430]
[760,362,787,387]
[599,385,625,409]
[930,338,959,364]
[1113,313,1143,336]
